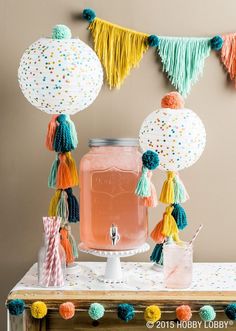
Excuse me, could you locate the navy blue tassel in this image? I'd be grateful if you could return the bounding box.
[150,243,163,264]
[172,203,188,230]
[65,188,79,222]
[53,114,74,153]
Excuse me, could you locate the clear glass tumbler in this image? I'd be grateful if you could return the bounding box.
[163,242,193,289]
[79,138,148,250]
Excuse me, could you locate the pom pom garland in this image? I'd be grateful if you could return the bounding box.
[88,303,105,321]
[142,150,159,170]
[52,25,72,40]
[7,299,25,316]
[161,92,184,109]
[144,305,161,323]
[210,35,223,51]
[31,301,47,319]
[83,8,96,23]
[117,303,135,322]
[199,305,216,321]
[148,35,159,47]
[176,305,192,321]
[9,301,236,322]
[59,302,75,320]
[225,303,236,320]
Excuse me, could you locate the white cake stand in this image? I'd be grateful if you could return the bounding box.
[79,242,150,284]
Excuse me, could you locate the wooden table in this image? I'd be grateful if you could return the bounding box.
[6,262,236,330]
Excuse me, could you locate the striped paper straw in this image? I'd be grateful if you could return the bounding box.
[189,224,203,246]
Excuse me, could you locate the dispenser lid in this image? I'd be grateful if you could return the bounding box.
[89,138,139,147]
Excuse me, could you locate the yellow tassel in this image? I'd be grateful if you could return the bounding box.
[48,190,61,216]
[159,171,175,204]
[162,205,179,239]
[65,152,79,187]
[88,18,149,88]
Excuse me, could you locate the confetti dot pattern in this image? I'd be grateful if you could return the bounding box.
[139,108,206,171]
[18,38,103,114]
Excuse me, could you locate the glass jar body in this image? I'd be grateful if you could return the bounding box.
[38,234,66,287]
[79,143,148,250]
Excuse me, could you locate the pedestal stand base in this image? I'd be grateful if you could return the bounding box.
[79,243,150,284]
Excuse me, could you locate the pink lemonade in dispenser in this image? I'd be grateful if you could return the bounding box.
[79,138,148,250]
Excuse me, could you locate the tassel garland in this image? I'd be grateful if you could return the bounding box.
[48,155,58,189]
[162,206,179,241]
[60,228,74,265]
[56,154,73,189]
[150,219,166,243]
[173,173,189,204]
[221,33,236,86]
[68,226,79,259]
[159,171,175,204]
[158,37,211,97]
[135,150,159,199]
[65,188,79,223]
[56,191,69,226]
[48,190,62,216]
[53,115,74,153]
[66,115,78,149]
[45,115,58,151]
[65,152,79,187]
[172,204,188,230]
[150,243,163,264]
[135,167,150,197]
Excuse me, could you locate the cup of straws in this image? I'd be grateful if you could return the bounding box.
[163,225,203,289]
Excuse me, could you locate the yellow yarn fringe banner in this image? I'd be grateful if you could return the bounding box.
[88,18,149,88]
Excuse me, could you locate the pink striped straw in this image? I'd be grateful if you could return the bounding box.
[41,217,64,287]
[189,224,203,246]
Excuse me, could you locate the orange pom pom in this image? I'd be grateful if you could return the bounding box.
[59,302,75,320]
[150,219,166,243]
[161,92,184,109]
[176,305,192,321]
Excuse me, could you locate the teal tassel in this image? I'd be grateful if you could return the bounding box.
[150,243,163,264]
[135,167,150,197]
[158,37,211,97]
[173,175,189,203]
[48,155,58,188]
[68,227,78,259]
[53,114,74,152]
[65,188,79,223]
[172,204,188,230]
[56,191,69,226]
[66,115,78,149]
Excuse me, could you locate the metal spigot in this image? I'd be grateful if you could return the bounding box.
[109,224,120,246]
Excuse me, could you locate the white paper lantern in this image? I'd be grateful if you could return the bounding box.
[139,107,206,171]
[18,30,103,115]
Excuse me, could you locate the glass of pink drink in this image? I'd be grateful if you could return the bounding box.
[163,242,193,289]
[79,138,148,250]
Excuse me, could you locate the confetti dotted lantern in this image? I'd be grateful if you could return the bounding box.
[18,25,103,115]
[139,92,206,171]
